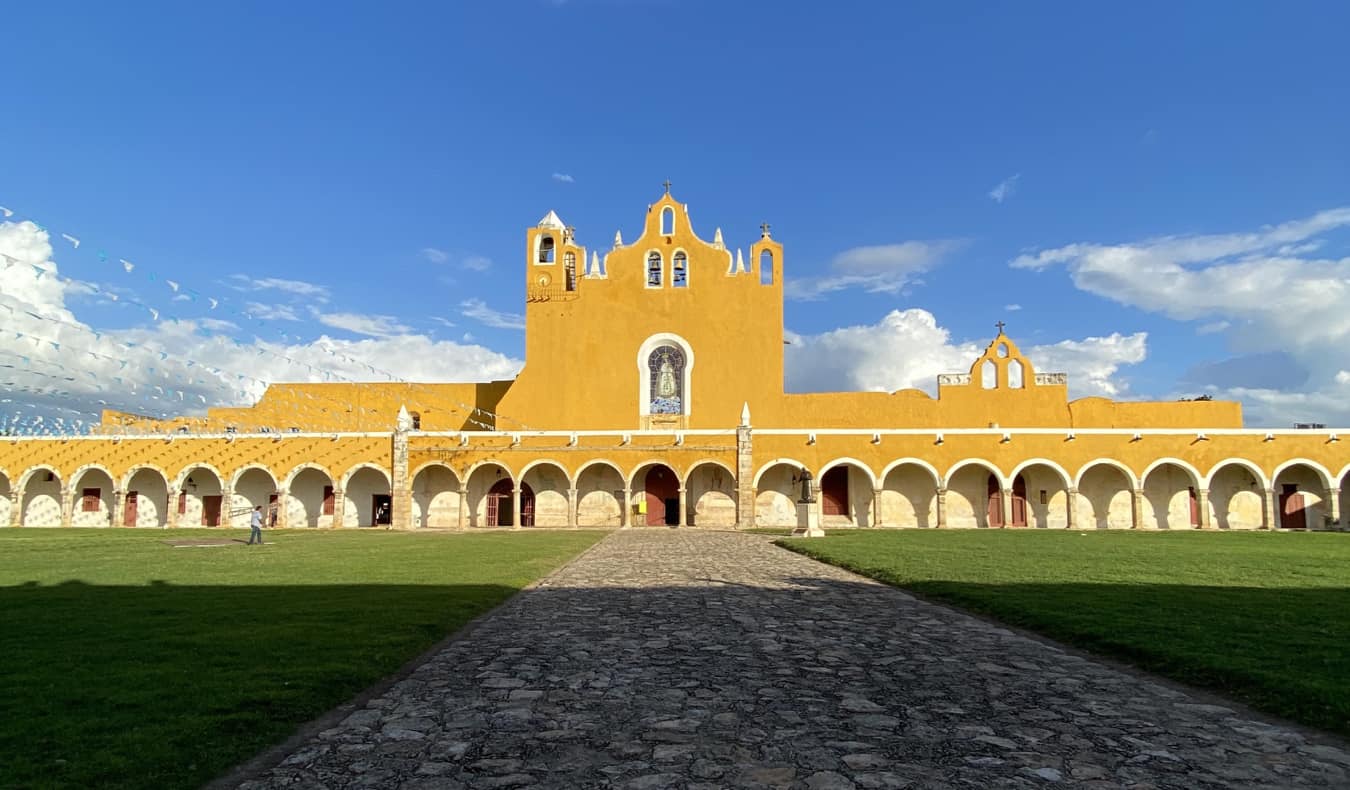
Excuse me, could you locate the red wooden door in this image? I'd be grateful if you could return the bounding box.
[123,491,138,527]
[520,484,535,526]
[821,467,849,517]
[1010,475,1028,527]
[202,495,223,526]
[1188,486,1201,527]
[488,479,512,526]
[645,466,677,525]
[1280,484,1306,529]
[987,474,1004,527]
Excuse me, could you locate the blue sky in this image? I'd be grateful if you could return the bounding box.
[2,1,1349,430]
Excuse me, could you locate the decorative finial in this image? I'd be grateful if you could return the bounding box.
[614,229,623,248]
[740,402,751,427]
[662,179,672,194]
[589,251,600,276]
[995,320,1007,334]
[760,222,771,238]
[395,405,413,433]
[735,248,745,273]
[713,227,724,249]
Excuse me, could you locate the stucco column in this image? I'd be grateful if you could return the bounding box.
[1131,488,1144,529]
[622,487,632,528]
[511,486,522,529]
[567,487,578,528]
[390,425,410,530]
[1000,487,1013,528]
[112,489,125,528]
[220,485,233,528]
[935,486,947,528]
[457,485,468,529]
[677,487,688,528]
[1196,488,1213,529]
[1065,487,1078,530]
[60,486,73,527]
[1324,488,1341,530]
[9,491,21,527]
[1262,487,1276,530]
[331,487,346,529]
[274,488,289,529]
[871,487,882,528]
[735,424,754,528]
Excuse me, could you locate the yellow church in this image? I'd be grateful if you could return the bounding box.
[2,189,1347,533]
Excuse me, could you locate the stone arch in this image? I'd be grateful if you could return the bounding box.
[410,459,459,482]
[175,464,225,527]
[879,460,940,528]
[230,463,278,489]
[818,457,877,527]
[576,460,624,527]
[945,459,1004,528]
[123,466,171,527]
[520,460,569,527]
[20,465,62,527]
[1076,461,1135,530]
[343,465,392,528]
[1008,460,1071,529]
[230,466,279,528]
[754,460,803,528]
[340,463,390,490]
[173,462,226,493]
[69,464,117,528]
[1272,460,1331,530]
[286,466,334,528]
[1140,459,1201,530]
[411,462,461,529]
[1206,460,1265,530]
[1073,458,1139,490]
[629,460,680,526]
[686,459,736,527]
[465,461,514,528]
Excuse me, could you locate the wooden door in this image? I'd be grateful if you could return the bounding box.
[202,495,223,527]
[1280,484,1306,529]
[488,478,512,526]
[1010,475,1027,527]
[987,474,1004,527]
[520,484,535,527]
[645,466,677,526]
[123,491,138,527]
[821,467,849,517]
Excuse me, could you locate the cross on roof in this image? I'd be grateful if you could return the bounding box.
[760,222,771,236]
[662,179,672,194]
[995,320,1007,334]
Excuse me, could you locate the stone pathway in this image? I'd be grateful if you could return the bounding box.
[236,531,1350,789]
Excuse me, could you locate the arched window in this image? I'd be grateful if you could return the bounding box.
[672,251,688,287]
[564,252,577,291]
[760,250,774,285]
[661,207,674,235]
[981,360,997,389]
[1007,359,1024,388]
[538,235,555,263]
[648,345,686,414]
[996,343,1009,358]
[409,411,421,430]
[647,252,663,287]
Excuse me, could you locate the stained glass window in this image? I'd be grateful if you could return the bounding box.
[648,345,686,414]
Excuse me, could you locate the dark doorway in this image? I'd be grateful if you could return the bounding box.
[268,493,279,526]
[987,474,1004,527]
[485,479,532,526]
[372,494,392,526]
[124,491,138,527]
[1010,474,1028,527]
[645,466,678,526]
[202,495,223,527]
[821,467,849,517]
[1280,483,1306,529]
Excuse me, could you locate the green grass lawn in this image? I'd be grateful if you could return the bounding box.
[778,529,1350,737]
[0,528,605,790]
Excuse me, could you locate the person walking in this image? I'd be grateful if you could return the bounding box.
[248,505,265,545]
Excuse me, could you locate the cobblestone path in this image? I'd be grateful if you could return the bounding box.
[239,531,1350,789]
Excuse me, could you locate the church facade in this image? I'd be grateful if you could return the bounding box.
[2,190,1347,532]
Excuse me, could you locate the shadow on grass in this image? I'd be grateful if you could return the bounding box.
[0,581,517,790]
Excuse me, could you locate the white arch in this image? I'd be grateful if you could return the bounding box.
[410,460,461,485]
[518,458,570,483]
[574,458,625,486]
[463,459,515,485]
[1139,457,1202,488]
[68,463,117,488]
[1073,458,1139,490]
[340,463,391,489]
[17,464,62,490]
[944,458,1005,487]
[121,463,171,490]
[686,458,737,482]
[1008,458,1072,489]
[1271,458,1333,490]
[818,457,878,488]
[1338,463,1350,487]
[174,462,225,492]
[636,332,696,417]
[283,462,334,488]
[1203,457,1269,489]
[230,464,278,489]
[627,458,679,490]
[753,458,809,488]
[879,458,941,487]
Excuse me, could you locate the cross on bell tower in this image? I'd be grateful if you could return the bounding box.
[760,222,771,238]
[662,179,672,194]
[995,320,1007,334]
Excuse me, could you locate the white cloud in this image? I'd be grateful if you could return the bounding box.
[460,298,525,330]
[785,240,964,301]
[552,172,575,183]
[785,308,1146,399]
[229,274,331,302]
[315,311,412,338]
[420,247,449,264]
[1012,206,1350,425]
[245,301,300,321]
[988,173,1021,204]
[1004,303,1022,311]
[462,255,492,272]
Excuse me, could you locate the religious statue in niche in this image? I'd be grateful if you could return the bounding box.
[648,345,686,414]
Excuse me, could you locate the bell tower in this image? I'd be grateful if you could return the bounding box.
[525,210,585,299]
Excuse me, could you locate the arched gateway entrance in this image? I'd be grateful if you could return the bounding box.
[486,478,535,527]
[645,465,678,526]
